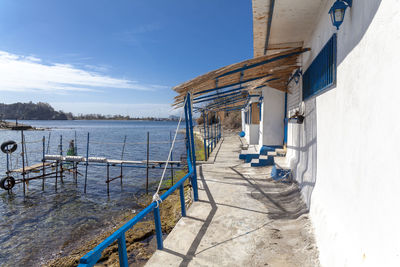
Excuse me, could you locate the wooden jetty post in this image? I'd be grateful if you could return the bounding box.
[146,131,150,194]
[120,135,127,188]
[21,130,26,196]
[74,131,78,186]
[42,136,45,191]
[84,132,89,193]
[46,132,51,154]
[106,163,110,196]
[55,160,58,192]
[59,135,64,184]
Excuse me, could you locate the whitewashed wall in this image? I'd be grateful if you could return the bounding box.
[286,0,400,266]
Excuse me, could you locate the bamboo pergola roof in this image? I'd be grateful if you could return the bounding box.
[173,47,310,109]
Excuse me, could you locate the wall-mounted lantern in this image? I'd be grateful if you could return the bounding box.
[329,0,352,30]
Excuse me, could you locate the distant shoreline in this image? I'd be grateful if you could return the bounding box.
[0,102,180,121]
[2,118,180,122]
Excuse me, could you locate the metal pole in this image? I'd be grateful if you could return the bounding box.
[202,111,207,161]
[117,235,129,267]
[214,112,217,148]
[146,132,149,194]
[21,130,26,196]
[212,114,214,149]
[84,132,89,193]
[206,112,210,156]
[42,136,45,191]
[186,93,198,201]
[179,183,186,217]
[153,207,163,250]
[170,131,174,186]
[184,97,192,167]
[6,153,9,176]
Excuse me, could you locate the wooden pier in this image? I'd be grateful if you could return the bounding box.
[1,130,184,197]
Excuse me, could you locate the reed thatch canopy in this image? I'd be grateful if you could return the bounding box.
[173,47,310,109]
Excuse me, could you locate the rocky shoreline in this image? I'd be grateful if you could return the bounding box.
[0,120,32,130]
[0,120,44,131]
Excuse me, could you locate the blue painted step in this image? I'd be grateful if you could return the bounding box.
[239,153,259,163]
[250,155,274,167]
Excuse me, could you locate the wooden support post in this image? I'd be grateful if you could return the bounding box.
[106,163,110,196]
[146,132,149,194]
[42,136,45,191]
[21,130,26,197]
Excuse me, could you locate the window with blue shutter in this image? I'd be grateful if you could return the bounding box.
[303,33,337,100]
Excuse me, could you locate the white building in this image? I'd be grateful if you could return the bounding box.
[173,1,399,265]
[240,0,400,266]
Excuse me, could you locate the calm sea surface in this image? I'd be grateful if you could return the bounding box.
[0,120,185,266]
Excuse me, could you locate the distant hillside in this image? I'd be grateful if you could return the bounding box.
[0,102,178,121]
[0,102,72,120]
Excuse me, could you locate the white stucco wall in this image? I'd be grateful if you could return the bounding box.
[258,86,285,147]
[286,0,400,266]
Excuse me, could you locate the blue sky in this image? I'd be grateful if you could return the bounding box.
[0,0,253,117]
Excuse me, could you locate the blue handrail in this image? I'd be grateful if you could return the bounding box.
[78,168,194,267]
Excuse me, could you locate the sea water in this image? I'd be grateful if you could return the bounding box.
[0,120,185,266]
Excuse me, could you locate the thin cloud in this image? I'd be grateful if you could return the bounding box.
[0,50,166,93]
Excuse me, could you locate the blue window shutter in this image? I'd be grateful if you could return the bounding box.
[303,33,337,100]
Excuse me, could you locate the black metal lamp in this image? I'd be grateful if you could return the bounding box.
[329,0,352,30]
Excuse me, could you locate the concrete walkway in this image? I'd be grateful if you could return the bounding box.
[146,133,319,267]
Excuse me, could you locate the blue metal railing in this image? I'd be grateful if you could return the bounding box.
[201,110,222,161]
[77,92,199,267]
